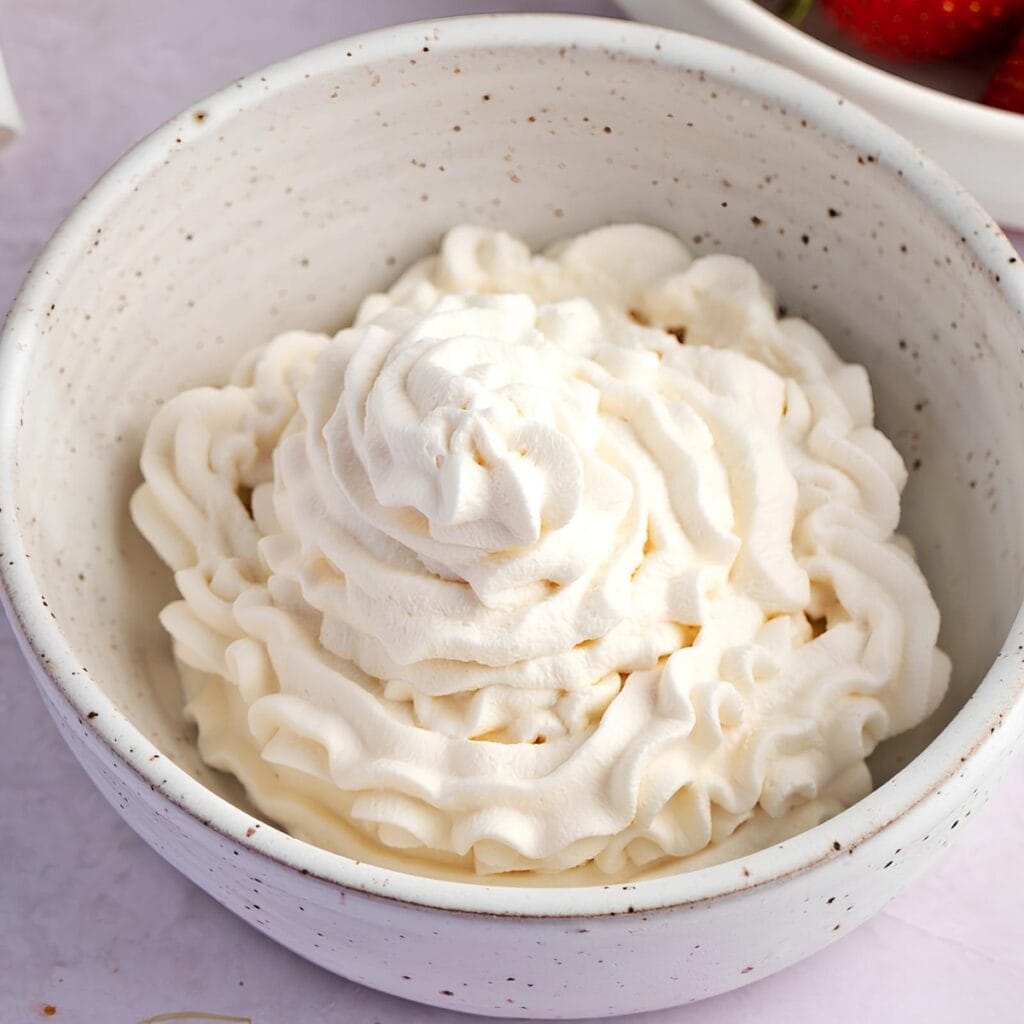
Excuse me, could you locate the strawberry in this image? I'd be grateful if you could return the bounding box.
[787,0,1024,62]
[983,29,1024,110]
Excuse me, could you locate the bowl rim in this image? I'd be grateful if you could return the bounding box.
[2,12,1024,919]
[622,0,1024,136]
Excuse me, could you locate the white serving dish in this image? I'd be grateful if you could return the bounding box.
[2,14,1024,1018]
[619,0,1024,230]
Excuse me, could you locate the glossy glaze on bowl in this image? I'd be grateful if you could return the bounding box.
[619,0,1024,230]
[2,15,1024,1018]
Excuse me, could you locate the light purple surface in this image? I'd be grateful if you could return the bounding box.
[1,2,1023,1021]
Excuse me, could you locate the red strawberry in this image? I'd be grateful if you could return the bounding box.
[983,29,1024,110]
[789,0,1024,62]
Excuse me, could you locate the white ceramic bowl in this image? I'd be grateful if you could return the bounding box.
[3,14,1024,1019]
[618,0,1024,230]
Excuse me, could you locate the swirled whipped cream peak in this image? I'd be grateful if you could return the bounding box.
[132,224,950,883]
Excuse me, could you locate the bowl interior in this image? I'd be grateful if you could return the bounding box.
[8,24,1024,833]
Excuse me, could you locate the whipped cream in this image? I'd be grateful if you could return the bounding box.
[132,224,950,883]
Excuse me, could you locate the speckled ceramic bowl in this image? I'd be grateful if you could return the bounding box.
[618,0,1024,230]
[2,15,1024,1019]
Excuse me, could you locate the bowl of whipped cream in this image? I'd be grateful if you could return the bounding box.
[2,14,1023,1019]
